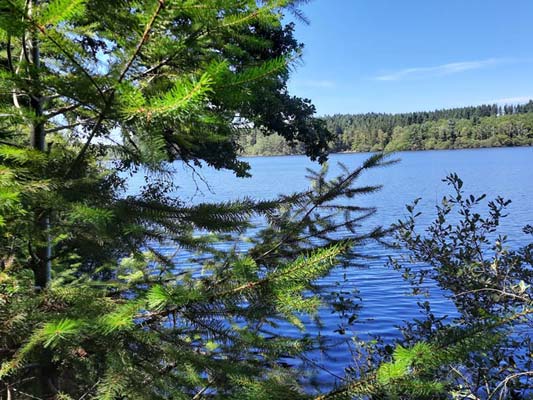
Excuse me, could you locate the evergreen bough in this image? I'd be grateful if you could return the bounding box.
[0,1,389,398]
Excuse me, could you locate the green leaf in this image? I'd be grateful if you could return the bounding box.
[122,73,213,118]
[37,0,86,27]
[146,284,172,311]
[98,304,138,334]
[205,340,219,351]
[41,319,81,348]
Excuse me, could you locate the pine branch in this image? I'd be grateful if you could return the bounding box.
[44,118,93,134]
[118,0,166,83]
[65,0,166,177]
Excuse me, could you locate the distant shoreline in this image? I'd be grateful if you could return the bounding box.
[239,143,533,159]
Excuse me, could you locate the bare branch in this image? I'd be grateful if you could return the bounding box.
[453,288,532,304]
[488,371,533,400]
[44,102,84,119]
[118,0,166,83]
[45,119,94,134]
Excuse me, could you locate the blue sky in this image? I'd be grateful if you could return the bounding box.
[286,0,533,115]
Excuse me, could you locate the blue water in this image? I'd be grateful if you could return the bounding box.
[128,147,533,388]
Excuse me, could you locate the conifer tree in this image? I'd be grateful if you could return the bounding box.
[242,103,533,155]
[0,1,389,398]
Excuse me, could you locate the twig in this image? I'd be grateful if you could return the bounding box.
[65,0,166,177]
[78,379,100,400]
[11,388,45,400]
[118,0,166,83]
[450,365,480,399]
[44,119,94,134]
[487,371,533,400]
[454,288,531,304]
[191,377,214,399]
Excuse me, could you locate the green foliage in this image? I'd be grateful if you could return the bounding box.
[37,0,87,27]
[0,1,390,397]
[239,102,533,155]
[121,72,214,119]
[316,175,533,400]
[3,0,530,398]
[0,150,387,397]
[385,175,533,398]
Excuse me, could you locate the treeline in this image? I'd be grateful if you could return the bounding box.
[239,101,533,155]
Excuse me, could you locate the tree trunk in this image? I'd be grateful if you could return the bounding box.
[28,0,52,290]
[28,1,57,397]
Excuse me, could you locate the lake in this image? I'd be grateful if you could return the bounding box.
[129,146,533,389]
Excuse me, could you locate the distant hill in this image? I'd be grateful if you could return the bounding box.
[238,101,533,156]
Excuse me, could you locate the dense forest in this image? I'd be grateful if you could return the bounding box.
[239,101,533,155]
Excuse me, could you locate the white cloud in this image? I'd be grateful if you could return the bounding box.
[486,96,532,105]
[375,58,506,81]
